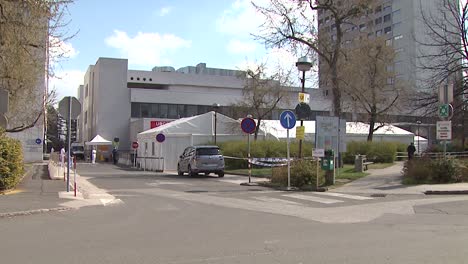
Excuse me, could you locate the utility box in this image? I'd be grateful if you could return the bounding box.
[321,149,334,171]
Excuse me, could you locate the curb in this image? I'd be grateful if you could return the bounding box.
[0,207,74,218]
[424,190,468,195]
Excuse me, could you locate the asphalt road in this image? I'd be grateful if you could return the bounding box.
[1,163,468,263]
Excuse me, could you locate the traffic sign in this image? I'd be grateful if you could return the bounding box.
[312,148,325,158]
[298,93,310,104]
[437,121,452,140]
[295,103,311,120]
[296,126,305,140]
[438,104,450,118]
[156,133,165,143]
[241,117,256,134]
[35,138,42,144]
[132,142,139,149]
[280,110,296,129]
[58,96,81,119]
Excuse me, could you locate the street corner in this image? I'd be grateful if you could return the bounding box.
[0,189,25,195]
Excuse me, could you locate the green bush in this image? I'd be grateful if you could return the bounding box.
[343,141,397,164]
[219,140,313,170]
[271,160,324,188]
[402,158,433,184]
[403,157,463,184]
[0,130,24,190]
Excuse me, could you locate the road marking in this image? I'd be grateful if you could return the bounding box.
[254,196,303,205]
[146,181,191,187]
[314,192,373,201]
[283,194,343,204]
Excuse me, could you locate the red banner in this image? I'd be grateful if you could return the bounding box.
[150,120,170,129]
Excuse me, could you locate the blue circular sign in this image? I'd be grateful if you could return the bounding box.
[280,110,296,129]
[35,138,42,145]
[156,133,165,143]
[241,118,256,134]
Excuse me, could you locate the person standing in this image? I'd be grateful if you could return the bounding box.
[407,142,416,160]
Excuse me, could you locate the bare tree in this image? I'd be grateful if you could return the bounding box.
[416,0,467,146]
[253,0,371,117]
[234,63,293,140]
[341,37,404,141]
[0,0,73,133]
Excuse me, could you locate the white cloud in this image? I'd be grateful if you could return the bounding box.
[105,30,191,68]
[49,37,79,66]
[49,70,85,100]
[227,39,257,54]
[216,0,268,37]
[159,6,172,16]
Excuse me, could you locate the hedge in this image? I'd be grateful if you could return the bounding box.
[271,160,324,188]
[342,141,400,164]
[402,157,467,184]
[0,130,24,190]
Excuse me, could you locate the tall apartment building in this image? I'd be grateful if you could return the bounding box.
[317,0,458,117]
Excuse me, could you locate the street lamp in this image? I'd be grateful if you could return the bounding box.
[212,103,220,145]
[416,120,422,155]
[296,56,312,158]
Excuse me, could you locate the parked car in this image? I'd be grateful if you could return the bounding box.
[177,146,225,177]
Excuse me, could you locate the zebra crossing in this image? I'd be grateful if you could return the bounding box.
[253,192,374,206]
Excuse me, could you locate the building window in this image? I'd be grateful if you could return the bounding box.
[187,105,197,116]
[178,105,185,117]
[384,14,391,23]
[140,104,151,118]
[359,24,366,31]
[386,39,393,46]
[145,142,148,153]
[168,104,178,119]
[393,9,401,21]
[131,103,140,117]
[324,16,330,23]
[375,5,382,13]
[151,104,159,117]
[159,104,168,118]
[383,4,392,12]
[387,77,394,85]
[394,35,403,40]
[376,30,382,36]
[85,84,89,97]
[384,26,392,34]
[375,17,382,24]
[393,22,402,32]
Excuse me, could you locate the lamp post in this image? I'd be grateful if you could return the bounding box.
[296,56,312,158]
[212,103,220,145]
[416,120,422,155]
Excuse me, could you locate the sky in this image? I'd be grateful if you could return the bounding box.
[50,0,300,100]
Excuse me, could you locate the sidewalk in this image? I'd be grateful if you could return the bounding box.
[0,163,72,217]
[335,161,468,195]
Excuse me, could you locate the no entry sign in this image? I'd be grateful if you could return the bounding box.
[132,142,139,149]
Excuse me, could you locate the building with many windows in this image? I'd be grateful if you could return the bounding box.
[317,0,458,116]
[77,58,330,150]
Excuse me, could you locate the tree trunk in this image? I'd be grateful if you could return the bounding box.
[254,118,262,141]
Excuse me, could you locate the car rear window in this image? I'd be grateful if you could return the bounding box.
[196,148,220,155]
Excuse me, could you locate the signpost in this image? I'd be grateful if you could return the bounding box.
[241,117,256,183]
[312,148,325,190]
[58,96,81,192]
[132,141,139,167]
[437,121,452,140]
[280,110,296,190]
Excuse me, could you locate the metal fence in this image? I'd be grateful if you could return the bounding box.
[396,151,468,159]
[117,150,164,172]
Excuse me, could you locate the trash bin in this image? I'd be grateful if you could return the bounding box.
[321,149,334,171]
[354,154,365,172]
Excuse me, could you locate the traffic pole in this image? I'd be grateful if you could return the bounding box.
[287,128,291,190]
[73,156,77,197]
[248,133,251,183]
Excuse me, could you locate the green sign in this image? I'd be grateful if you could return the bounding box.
[439,104,449,118]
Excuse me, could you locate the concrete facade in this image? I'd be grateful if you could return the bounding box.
[317,0,458,115]
[78,58,331,150]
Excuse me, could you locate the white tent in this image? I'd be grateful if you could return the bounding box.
[414,135,428,153]
[137,112,277,171]
[260,120,415,144]
[85,135,113,145]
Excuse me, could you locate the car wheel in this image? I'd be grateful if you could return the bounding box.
[177,164,183,176]
[218,171,224,178]
[188,165,194,177]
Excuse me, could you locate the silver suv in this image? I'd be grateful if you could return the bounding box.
[177,146,225,177]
